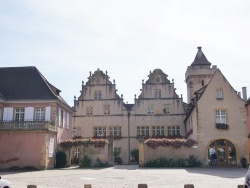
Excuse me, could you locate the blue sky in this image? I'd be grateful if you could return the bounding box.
[0,0,250,106]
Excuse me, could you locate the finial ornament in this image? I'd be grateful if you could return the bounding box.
[197,46,202,50]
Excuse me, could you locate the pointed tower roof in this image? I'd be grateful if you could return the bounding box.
[191,46,211,66]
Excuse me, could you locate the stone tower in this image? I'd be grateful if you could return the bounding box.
[185,47,217,103]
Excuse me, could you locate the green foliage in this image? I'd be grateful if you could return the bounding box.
[80,155,92,167]
[113,148,120,158]
[130,149,139,163]
[145,156,201,168]
[55,151,67,168]
[241,157,247,168]
[95,158,109,167]
[114,157,122,164]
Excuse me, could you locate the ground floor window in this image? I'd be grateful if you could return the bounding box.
[208,139,236,167]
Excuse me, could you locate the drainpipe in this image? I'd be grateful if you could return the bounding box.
[128,111,131,164]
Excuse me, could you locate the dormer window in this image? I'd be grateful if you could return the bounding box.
[216,89,223,100]
[94,91,102,99]
[104,105,110,115]
[155,89,161,99]
[147,106,154,115]
[163,105,171,115]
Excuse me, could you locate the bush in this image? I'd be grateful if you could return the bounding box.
[114,157,122,164]
[131,149,139,163]
[145,156,201,168]
[55,151,67,168]
[80,155,92,167]
[241,157,247,168]
[95,158,109,167]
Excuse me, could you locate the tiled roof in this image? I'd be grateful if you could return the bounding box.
[191,47,211,66]
[0,66,59,100]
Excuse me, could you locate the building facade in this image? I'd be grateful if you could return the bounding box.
[0,66,74,170]
[73,47,249,167]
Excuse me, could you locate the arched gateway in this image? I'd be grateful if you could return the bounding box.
[208,139,237,167]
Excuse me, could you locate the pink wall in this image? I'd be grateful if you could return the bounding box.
[0,132,55,170]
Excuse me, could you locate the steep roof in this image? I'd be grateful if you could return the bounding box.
[191,47,211,66]
[124,104,134,111]
[0,66,61,100]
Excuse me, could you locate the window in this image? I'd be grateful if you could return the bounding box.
[152,126,165,136]
[35,107,45,121]
[163,105,171,115]
[147,106,154,115]
[94,91,102,99]
[94,127,106,137]
[109,127,121,136]
[216,90,223,99]
[167,126,181,135]
[104,105,110,115]
[137,126,149,136]
[74,127,81,137]
[201,80,204,86]
[216,110,226,124]
[155,89,161,98]
[14,108,25,121]
[66,113,70,129]
[60,110,64,127]
[86,106,93,115]
[49,137,54,157]
[74,148,80,158]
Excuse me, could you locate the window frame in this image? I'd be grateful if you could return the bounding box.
[152,126,165,136]
[216,89,223,100]
[147,105,154,115]
[86,106,93,115]
[14,108,25,122]
[94,127,106,137]
[109,126,121,136]
[104,105,110,115]
[215,109,227,124]
[167,126,181,136]
[137,126,150,136]
[35,107,45,121]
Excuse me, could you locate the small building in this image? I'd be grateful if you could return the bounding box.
[184,47,248,167]
[0,66,74,170]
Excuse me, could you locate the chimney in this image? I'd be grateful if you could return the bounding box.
[238,92,241,97]
[242,87,247,101]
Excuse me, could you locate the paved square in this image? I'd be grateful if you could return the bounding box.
[0,165,247,188]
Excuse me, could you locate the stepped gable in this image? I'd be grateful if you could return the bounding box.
[145,68,171,84]
[86,68,112,85]
[191,46,211,66]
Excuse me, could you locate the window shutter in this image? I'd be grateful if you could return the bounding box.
[66,113,70,129]
[24,107,34,121]
[45,107,51,121]
[3,107,13,122]
[63,111,65,128]
[58,108,61,126]
[49,137,54,157]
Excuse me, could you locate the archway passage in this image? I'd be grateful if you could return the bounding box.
[208,139,237,167]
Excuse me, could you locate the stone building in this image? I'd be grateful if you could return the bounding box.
[73,47,249,167]
[184,47,248,166]
[73,69,187,164]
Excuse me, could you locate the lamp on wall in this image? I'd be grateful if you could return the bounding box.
[73,127,77,133]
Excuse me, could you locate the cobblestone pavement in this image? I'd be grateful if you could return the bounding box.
[0,165,247,188]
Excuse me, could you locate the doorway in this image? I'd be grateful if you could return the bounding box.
[208,139,237,167]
